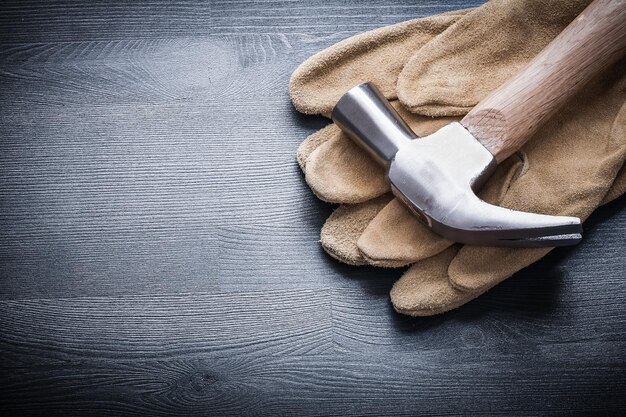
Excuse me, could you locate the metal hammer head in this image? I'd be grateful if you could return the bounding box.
[331,83,582,247]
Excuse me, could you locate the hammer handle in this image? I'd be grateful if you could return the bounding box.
[461,0,626,163]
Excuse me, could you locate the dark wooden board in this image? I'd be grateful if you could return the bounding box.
[1,0,625,415]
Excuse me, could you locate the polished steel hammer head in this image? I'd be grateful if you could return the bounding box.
[331,83,582,247]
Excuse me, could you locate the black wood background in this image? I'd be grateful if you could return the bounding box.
[1,1,625,415]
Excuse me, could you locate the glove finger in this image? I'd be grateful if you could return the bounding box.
[320,194,394,265]
[390,246,484,316]
[304,124,388,203]
[358,198,451,268]
[397,0,590,116]
[450,65,626,293]
[289,10,471,117]
[358,155,524,266]
[303,103,458,204]
[601,162,626,205]
[297,123,337,171]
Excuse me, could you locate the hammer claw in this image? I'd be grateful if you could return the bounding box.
[395,182,583,247]
[494,233,583,247]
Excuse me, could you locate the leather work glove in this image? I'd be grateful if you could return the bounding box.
[289,0,626,316]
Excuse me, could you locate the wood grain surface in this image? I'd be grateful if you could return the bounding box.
[1,0,625,415]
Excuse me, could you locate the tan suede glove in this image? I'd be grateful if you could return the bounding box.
[290,0,626,316]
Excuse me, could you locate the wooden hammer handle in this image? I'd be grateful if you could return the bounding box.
[461,0,626,163]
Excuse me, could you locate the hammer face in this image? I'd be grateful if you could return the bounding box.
[389,123,582,247]
[332,82,417,166]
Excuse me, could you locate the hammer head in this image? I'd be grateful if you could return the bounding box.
[331,83,582,247]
